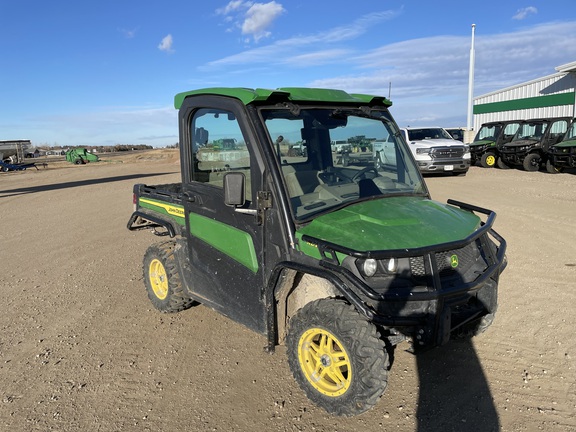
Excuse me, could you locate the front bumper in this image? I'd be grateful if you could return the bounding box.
[416,158,470,173]
[470,144,491,159]
[300,200,506,350]
[549,149,576,168]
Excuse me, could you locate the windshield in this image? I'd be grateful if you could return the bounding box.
[260,106,426,221]
[561,121,576,142]
[474,124,501,142]
[407,128,453,141]
[512,122,548,141]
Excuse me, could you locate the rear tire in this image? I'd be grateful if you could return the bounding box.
[143,241,195,313]
[286,299,388,416]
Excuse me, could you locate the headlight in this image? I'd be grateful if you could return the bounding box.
[361,259,378,277]
[358,258,398,277]
[416,148,430,154]
[385,258,398,273]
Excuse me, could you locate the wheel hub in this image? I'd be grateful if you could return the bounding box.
[320,354,332,367]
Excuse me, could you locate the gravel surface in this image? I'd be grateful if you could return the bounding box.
[1,150,575,431]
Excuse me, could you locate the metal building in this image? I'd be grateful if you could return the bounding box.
[473,61,576,131]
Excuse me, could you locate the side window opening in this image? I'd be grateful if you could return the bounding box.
[190,108,252,200]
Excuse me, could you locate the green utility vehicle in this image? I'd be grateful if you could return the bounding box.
[546,118,576,173]
[469,121,520,168]
[499,117,570,171]
[65,147,99,164]
[127,87,507,416]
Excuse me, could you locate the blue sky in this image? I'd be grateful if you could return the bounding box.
[2,0,576,148]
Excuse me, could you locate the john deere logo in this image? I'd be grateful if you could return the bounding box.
[450,254,459,268]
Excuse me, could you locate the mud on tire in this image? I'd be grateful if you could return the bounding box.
[143,241,195,313]
[286,299,389,416]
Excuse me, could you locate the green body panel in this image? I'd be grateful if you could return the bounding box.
[470,139,496,148]
[553,138,576,148]
[474,92,575,115]
[139,198,186,226]
[296,197,480,256]
[174,87,391,109]
[188,213,259,273]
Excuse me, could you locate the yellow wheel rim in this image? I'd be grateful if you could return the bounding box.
[486,155,496,166]
[298,327,351,397]
[149,259,168,300]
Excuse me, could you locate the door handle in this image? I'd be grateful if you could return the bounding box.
[183,191,196,202]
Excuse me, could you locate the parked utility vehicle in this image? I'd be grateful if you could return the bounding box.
[469,121,520,168]
[498,118,570,171]
[127,87,507,416]
[546,118,576,173]
[400,127,470,174]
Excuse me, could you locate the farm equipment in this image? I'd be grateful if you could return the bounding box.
[0,160,41,172]
[65,148,99,164]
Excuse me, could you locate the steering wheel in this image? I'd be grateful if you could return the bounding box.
[319,167,354,184]
[351,166,379,183]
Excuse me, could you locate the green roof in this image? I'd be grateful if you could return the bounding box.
[174,87,392,109]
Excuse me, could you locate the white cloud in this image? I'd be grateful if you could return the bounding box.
[216,0,250,15]
[241,2,285,41]
[283,49,353,66]
[158,34,174,53]
[216,1,285,42]
[513,6,538,20]
[308,21,576,125]
[203,10,399,69]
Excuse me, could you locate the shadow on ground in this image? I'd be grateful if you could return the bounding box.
[0,173,176,197]
[414,338,499,432]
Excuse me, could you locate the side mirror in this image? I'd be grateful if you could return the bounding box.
[224,172,245,207]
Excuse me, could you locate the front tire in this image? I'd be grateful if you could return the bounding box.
[523,153,541,171]
[286,299,388,416]
[545,159,562,174]
[454,313,495,339]
[481,152,497,168]
[143,241,195,313]
[497,157,510,169]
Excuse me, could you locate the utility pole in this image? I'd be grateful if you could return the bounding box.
[467,24,476,132]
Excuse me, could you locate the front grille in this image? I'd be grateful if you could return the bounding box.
[409,241,487,282]
[409,256,426,277]
[430,146,465,158]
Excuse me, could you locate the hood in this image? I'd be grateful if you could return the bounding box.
[296,196,480,255]
[410,138,462,147]
[553,138,576,148]
[471,139,495,147]
[506,138,538,147]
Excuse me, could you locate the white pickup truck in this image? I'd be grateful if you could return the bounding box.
[400,127,470,174]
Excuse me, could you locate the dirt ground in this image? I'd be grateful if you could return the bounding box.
[1,150,575,432]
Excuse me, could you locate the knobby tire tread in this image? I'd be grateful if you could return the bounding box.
[287,298,388,416]
[144,241,195,313]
